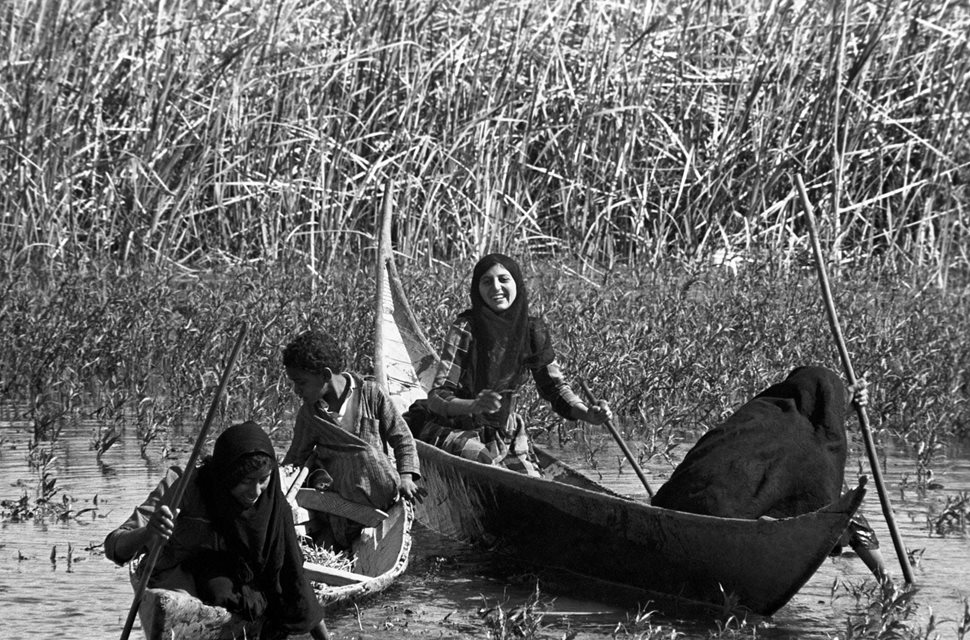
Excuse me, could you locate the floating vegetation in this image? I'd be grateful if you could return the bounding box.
[478,583,550,640]
[0,489,98,524]
[929,491,969,537]
[609,608,681,640]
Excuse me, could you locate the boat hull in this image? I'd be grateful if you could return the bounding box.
[416,438,865,616]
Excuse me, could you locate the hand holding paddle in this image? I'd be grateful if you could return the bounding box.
[578,379,654,499]
[794,174,915,585]
[146,505,178,543]
[120,322,249,640]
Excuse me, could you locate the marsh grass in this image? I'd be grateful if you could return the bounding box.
[1,256,967,472]
[834,577,929,640]
[1,0,968,274]
[478,583,550,639]
[929,491,969,537]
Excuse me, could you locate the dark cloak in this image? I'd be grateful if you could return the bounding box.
[651,366,848,519]
[195,421,325,633]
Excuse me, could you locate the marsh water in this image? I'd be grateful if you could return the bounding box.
[2,413,968,640]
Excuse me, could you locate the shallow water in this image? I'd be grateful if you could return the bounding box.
[1,414,968,640]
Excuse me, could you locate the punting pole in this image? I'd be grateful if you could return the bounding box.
[794,174,915,584]
[578,379,654,498]
[119,322,249,640]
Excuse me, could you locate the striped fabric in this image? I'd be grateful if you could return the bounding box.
[419,414,541,476]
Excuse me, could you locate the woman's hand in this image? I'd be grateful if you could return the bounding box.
[579,400,613,426]
[147,505,177,543]
[849,377,869,408]
[470,389,503,415]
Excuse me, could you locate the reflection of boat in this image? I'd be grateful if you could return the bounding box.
[129,472,413,639]
[372,202,867,617]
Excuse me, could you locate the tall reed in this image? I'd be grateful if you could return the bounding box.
[1,0,967,274]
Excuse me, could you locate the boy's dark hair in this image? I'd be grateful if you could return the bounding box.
[282,329,344,374]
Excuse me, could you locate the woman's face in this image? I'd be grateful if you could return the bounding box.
[230,468,273,508]
[478,263,517,312]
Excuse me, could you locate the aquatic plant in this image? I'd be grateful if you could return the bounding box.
[958,599,970,640]
[90,424,121,461]
[478,583,550,640]
[836,578,925,640]
[929,491,969,537]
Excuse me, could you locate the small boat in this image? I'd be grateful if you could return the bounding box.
[372,202,867,617]
[129,462,414,639]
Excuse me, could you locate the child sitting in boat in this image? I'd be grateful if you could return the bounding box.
[104,421,330,639]
[409,253,613,477]
[651,366,888,581]
[281,329,424,549]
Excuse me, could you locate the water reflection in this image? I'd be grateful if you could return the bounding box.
[1,415,968,640]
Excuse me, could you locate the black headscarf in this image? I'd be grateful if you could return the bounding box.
[460,253,554,393]
[196,422,324,632]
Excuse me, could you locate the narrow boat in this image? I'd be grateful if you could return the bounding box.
[372,204,867,617]
[129,458,413,639]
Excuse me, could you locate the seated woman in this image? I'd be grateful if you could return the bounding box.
[411,253,612,476]
[651,365,887,580]
[104,422,330,639]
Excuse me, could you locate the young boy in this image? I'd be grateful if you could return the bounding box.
[281,329,423,547]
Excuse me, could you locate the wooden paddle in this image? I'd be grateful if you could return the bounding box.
[119,322,249,640]
[578,379,655,498]
[794,174,915,585]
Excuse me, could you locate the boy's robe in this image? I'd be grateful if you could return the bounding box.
[286,402,399,513]
[652,366,848,519]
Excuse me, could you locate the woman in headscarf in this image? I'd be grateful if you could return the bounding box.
[105,422,329,639]
[410,253,612,476]
[651,365,887,580]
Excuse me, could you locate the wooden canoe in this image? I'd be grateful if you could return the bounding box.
[129,466,413,639]
[372,202,867,617]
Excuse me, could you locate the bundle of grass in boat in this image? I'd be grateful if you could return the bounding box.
[300,539,356,573]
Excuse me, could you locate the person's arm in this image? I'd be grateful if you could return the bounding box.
[533,359,613,425]
[426,318,501,417]
[110,504,178,563]
[103,468,181,565]
[372,384,427,502]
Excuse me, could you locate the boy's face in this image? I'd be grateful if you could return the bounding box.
[285,366,330,406]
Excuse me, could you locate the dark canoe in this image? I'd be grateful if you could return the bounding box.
[371,202,866,617]
[128,469,413,639]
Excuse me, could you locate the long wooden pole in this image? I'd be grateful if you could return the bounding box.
[794,175,914,584]
[120,322,249,640]
[578,379,654,498]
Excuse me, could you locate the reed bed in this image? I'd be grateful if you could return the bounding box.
[1,255,966,480]
[1,0,968,275]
